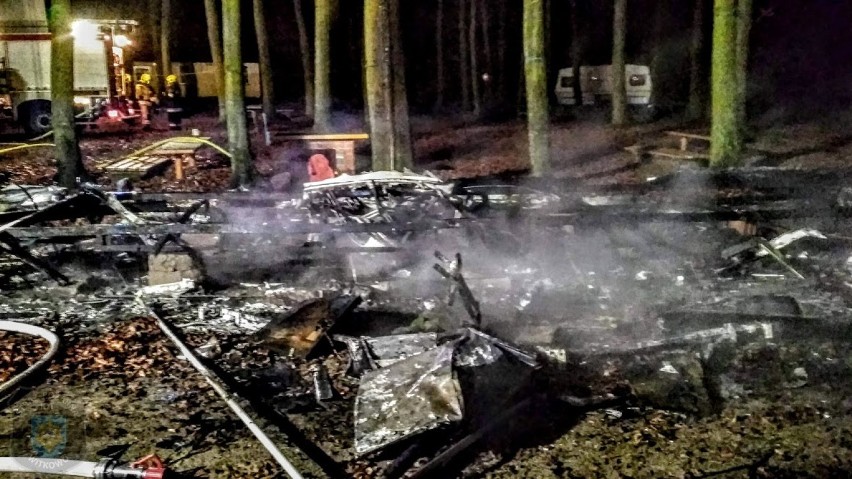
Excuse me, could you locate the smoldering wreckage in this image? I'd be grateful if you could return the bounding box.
[2,167,852,478]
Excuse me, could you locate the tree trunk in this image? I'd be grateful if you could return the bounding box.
[223,0,253,186]
[364,0,412,171]
[314,0,332,131]
[292,0,314,118]
[388,0,413,169]
[458,0,470,111]
[49,0,84,188]
[469,0,480,117]
[650,0,667,111]
[252,0,274,119]
[734,0,752,134]
[161,0,172,77]
[480,0,493,110]
[710,0,742,167]
[686,0,706,121]
[570,0,583,105]
[523,0,550,175]
[203,0,226,120]
[611,0,628,126]
[434,0,445,111]
[496,0,507,104]
[148,0,164,93]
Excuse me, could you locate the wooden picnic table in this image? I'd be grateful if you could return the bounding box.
[274,132,369,174]
[665,130,711,152]
[104,138,208,180]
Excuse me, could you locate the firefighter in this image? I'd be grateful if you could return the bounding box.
[135,73,156,129]
[163,74,183,130]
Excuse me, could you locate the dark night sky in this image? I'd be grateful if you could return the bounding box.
[71,0,852,116]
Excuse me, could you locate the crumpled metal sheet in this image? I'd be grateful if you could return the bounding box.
[455,329,539,368]
[0,185,66,213]
[365,333,438,368]
[354,342,463,455]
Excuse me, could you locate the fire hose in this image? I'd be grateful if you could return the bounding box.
[0,322,168,478]
[0,455,165,478]
[0,320,60,399]
[0,143,55,155]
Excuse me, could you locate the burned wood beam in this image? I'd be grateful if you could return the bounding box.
[433,252,481,327]
[0,231,70,284]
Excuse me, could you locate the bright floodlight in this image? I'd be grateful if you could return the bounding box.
[70,20,97,40]
[113,35,132,48]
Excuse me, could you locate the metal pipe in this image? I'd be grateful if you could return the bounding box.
[137,300,304,479]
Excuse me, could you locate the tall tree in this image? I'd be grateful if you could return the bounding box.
[479,0,493,110]
[434,0,445,111]
[570,0,583,106]
[710,0,741,167]
[523,0,550,175]
[148,0,164,92]
[48,0,85,187]
[686,0,707,121]
[161,0,172,77]
[203,0,226,120]
[469,0,481,117]
[388,0,413,167]
[253,0,274,119]
[293,0,314,118]
[364,0,413,171]
[314,0,332,131]
[496,0,508,104]
[458,0,470,111]
[223,0,253,186]
[734,0,752,134]
[611,0,628,126]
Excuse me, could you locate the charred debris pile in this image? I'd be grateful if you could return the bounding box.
[2,168,852,477]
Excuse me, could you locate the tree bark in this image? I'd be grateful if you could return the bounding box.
[458,0,470,111]
[710,0,742,167]
[611,0,628,126]
[523,0,550,175]
[161,0,172,77]
[203,0,226,120]
[148,0,165,93]
[434,0,445,111]
[223,0,253,186]
[314,0,332,131]
[253,0,274,119]
[469,0,481,117]
[388,0,413,169]
[292,0,314,118]
[496,0,507,104]
[48,0,84,188]
[734,0,752,134]
[570,0,583,105]
[479,0,493,110]
[686,0,706,121]
[364,0,412,171]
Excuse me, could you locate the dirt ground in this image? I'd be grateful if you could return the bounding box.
[2,111,852,478]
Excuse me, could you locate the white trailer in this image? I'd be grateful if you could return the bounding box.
[0,0,137,134]
[554,64,655,120]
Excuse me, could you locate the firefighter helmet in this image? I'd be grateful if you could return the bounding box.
[139,73,151,84]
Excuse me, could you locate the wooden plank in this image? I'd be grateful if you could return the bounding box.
[275,133,369,141]
[649,148,710,161]
[665,130,711,141]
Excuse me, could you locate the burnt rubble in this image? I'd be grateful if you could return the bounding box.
[2,169,852,477]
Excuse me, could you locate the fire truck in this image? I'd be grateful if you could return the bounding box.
[0,0,137,134]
